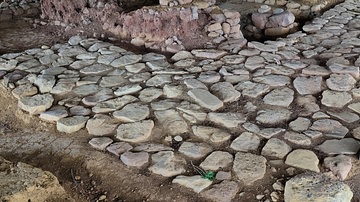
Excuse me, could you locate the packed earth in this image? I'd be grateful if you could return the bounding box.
[1,0,360,201]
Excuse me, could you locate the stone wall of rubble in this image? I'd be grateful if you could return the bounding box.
[40,0,247,52]
[0,0,40,21]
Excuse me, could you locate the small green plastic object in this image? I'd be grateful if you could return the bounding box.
[191,161,215,181]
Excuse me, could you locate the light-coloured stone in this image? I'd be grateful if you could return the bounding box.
[120,151,149,167]
[263,87,294,107]
[256,109,291,125]
[317,138,360,155]
[148,151,186,177]
[106,142,133,156]
[172,175,212,193]
[310,119,349,138]
[233,152,267,185]
[89,137,113,150]
[115,120,154,143]
[284,173,353,202]
[192,126,231,144]
[188,89,223,111]
[201,180,239,202]
[113,103,149,122]
[230,132,260,152]
[289,117,311,131]
[86,114,119,136]
[18,94,54,115]
[285,149,320,172]
[324,155,352,180]
[293,76,322,95]
[191,49,227,59]
[261,138,291,159]
[284,131,312,146]
[154,109,188,135]
[178,142,212,159]
[200,151,233,171]
[57,116,89,133]
[326,74,356,91]
[207,112,246,128]
[210,82,241,102]
[321,90,352,108]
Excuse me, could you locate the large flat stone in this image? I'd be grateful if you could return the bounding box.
[188,89,224,111]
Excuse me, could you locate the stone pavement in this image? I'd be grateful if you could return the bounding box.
[1,0,360,201]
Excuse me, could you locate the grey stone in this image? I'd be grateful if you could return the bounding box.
[198,71,221,83]
[192,126,231,144]
[86,114,119,136]
[253,75,291,87]
[113,103,150,122]
[172,175,212,193]
[69,106,91,116]
[201,180,239,202]
[184,79,208,90]
[92,95,138,113]
[57,116,89,133]
[210,82,241,102]
[284,173,353,202]
[235,81,270,98]
[323,155,352,180]
[326,74,356,91]
[12,84,38,99]
[289,117,311,131]
[263,87,294,107]
[154,109,188,135]
[284,131,312,146]
[151,100,177,111]
[106,142,133,156]
[146,75,172,87]
[72,84,101,96]
[230,132,260,152]
[163,84,184,98]
[207,112,246,128]
[258,128,285,139]
[327,111,359,123]
[233,152,267,185]
[256,109,291,125]
[34,75,56,93]
[178,142,212,159]
[191,49,227,59]
[285,149,320,172]
[39,107,68,122]
[89,137,113,150]
[18,94,54,115]
[132,143,173,152]
[321,90,352,108]
[120,151,149,167]
[148,151,186,177]
[293,76,323,95]
[110,54,142,67]
[310,119,348,138]
[125,63,146,73]
[188,89,223,111]
[138,88,163,103]
[200,151,233,171]
[317,138,360,155]
[115,120,154,143]
[114,84,142,96]
[261,138,292,159]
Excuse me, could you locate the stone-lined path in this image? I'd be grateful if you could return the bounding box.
[1,0,360,201]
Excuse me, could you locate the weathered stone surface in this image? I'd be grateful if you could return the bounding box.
[12,84,38,99]
[310,119,348,138]
[39,107,68,122]
[210,82,240,102]
[113,103,149,122]
[230,132,260,152]
[92,95,138,113]
[172,175,212,193]
[284,131,312,146]
[191,49,227,59]
[261,138,292,159]
[154,109,188,135]
[192,126,231,144]
[18,94,54,115]
[138,87,163,103]
[289,117,311,131]
[256,109,291,125]
[148,151,186,177]
[89,137,113,150]
[110,54,142,67]
[293,76,322,95]
[285,149,320,172]
[201,180,239,202]
[57,116,89,133]
[317,138,360,155]
[253,75,291,87]
[235,81,270,98]
[207,112,246,128]
[321,90,352,108]
[188,89,223,111]
[200,151,233,171]
[284,172,353,202]
[106,142,133,156]
[233,152,267,185]
[86,114,119,136]
[115,120,154,143]
[263,87,294,107]
[324,155,352,180]
[132,143,173,152]
[178,142,212,159]
[327,111,359,123]
[0,157,72,202]
[120,151,149,167]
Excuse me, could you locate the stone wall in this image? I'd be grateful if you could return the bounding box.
[40,0,246,52]
[0,0,40,21]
